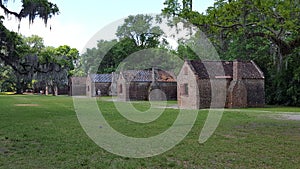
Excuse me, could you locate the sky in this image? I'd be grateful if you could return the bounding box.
[2,0,215,53]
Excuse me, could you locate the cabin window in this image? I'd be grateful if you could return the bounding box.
[184,84,188,96]
[180,83,189,96]
[87,86,90,92]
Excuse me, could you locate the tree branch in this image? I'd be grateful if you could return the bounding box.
[289,36,300,50]
[247,32,292,56]
[0,1,21,20]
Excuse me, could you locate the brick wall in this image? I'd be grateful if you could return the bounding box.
[227,80,248,108]
[177,62,199,109]
[129,82,150,100]
[94,83,111,96]
[243,79,265,107]
[70,77,87,96]
[156,82,177,100]
[198,79,211,109]
[124,82,177,101]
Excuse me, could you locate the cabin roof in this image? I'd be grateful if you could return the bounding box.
[187,60,264,79]
[120,69,176,82]
[90,74,112,83]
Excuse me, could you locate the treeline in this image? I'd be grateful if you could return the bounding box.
[161,0,299,106]
[0,33,79,94]
[79,0,300,106]
[1,0,299,105]
[0,0,74,95]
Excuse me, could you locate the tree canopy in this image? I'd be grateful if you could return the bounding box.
[0,34,79,94]
[163,0,300,105]
[163,0,300,57]
[0,0,63,94]
[0,0,59,25]
[0,0,59,73]
[116,14,164,48]
[80,14,169,75]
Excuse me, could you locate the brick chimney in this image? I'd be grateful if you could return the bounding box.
[233,60,242,80]
[152,67,157,83]
[227,59,247,108]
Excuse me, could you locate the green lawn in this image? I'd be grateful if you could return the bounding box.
[0,95,299,168]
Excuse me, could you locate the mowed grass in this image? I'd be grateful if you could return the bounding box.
[0,95,300,168]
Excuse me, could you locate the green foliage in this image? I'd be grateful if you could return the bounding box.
[98,38,140,73]
[270,47,300,106]
[81,14,172,74]
[0,63,14,92]
[162,0,300,106]
[0,0,60,93]
[34,44,79,95]
[80,39,118,74]
[176,44,197,59]
[0,33,79,94]
[116,14,164,48]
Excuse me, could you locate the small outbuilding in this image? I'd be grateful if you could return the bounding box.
[177,60,265,109]
[117,68,177,101]
[69,77,87,96]
[86,74,113,97]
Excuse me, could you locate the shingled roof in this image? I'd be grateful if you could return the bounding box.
[90,74,112,83]
[121,69,176,82]
[187,60,264,79]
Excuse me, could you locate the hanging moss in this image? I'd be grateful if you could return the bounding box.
[0,0,59,26]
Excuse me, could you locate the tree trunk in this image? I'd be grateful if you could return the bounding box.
[52,85,58,96]
[45,85,49,95]
[54,86,58,96]
[16,87,23,94]
[15,77,23,94]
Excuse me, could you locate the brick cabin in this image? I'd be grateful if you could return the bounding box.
[69,77,87,96]
[177,60,265,109]
[117,68,177,101]
[86,74,113,97]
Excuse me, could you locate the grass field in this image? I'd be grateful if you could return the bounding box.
[0,95,300,168]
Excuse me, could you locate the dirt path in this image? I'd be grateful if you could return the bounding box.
[224,109,300,121]
[279,114,300,120]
